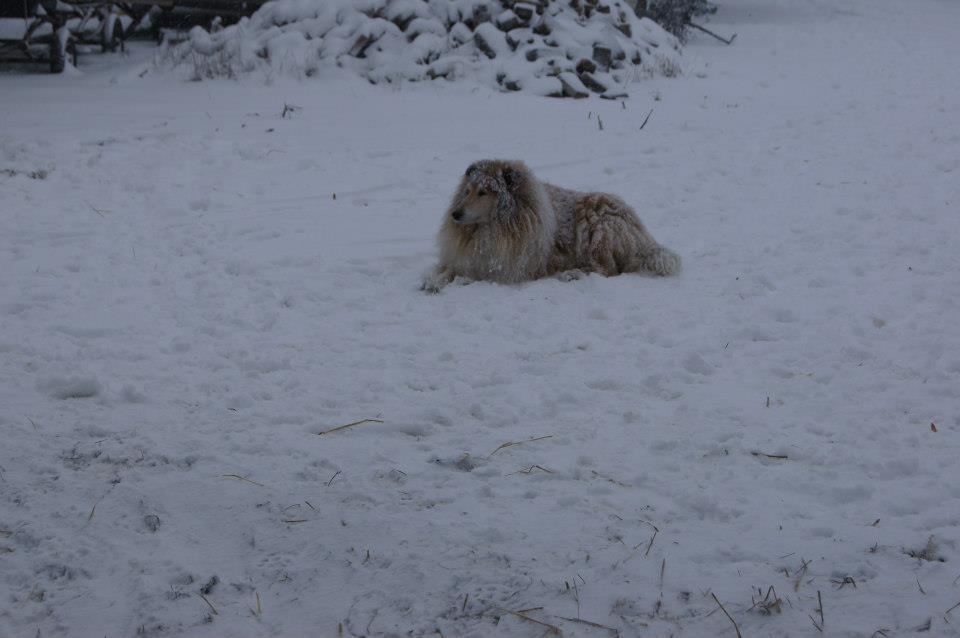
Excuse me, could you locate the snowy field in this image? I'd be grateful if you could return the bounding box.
[2,0,960,636]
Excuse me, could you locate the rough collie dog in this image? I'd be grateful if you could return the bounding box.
[421,159,681,292]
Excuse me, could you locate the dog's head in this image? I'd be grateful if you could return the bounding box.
[447,160,526,226]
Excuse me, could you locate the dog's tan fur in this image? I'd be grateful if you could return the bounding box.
[422,159,681,292]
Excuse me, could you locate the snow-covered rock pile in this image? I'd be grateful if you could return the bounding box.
[166,0,681,97]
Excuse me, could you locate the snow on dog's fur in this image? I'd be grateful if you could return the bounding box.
[422,160,681,292]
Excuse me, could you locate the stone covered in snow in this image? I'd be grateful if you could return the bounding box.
[165,0,681,97]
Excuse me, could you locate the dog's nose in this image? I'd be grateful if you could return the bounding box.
[452,209,464,221]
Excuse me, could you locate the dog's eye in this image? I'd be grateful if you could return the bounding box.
[477,189,487,197]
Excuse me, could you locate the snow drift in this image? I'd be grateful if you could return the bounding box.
[164,0,682,97]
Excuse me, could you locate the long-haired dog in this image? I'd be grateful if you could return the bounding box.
[421,159,681,292]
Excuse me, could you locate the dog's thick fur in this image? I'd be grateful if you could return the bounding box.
[422,159,681,292]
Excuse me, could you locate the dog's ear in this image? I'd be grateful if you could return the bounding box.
[465,163,479,177]
[502,165,522,190]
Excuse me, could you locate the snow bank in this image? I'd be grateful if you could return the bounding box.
[163,0,681,97]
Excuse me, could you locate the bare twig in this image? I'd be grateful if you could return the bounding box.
[326,470,342,486]
[497,608,562,635]
[488,435,553,457]
[917,578,926,595]
[946,600,960,615]
[687,21,737,45]
[83,486,116,526]
[711,593,742,638]
[639,108,653,130]
[817,590,824,625]
[556,615,619,635]
[222,474,265,487]
[88,203,109,218]
[317,418,383,436]
[280,103,302,118]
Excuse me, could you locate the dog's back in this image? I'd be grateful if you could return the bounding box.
[544,183,682,277]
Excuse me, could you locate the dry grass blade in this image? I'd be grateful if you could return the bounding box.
[638,108,654,131]
[831,576,857,589]
[590,470,630,487]
[256,591,262,616]
[793,558,812,591]
[199,593,219,615]
[497,607,562,635]
[326,470,342,486]
[222,474,265,487]
[282,518,308,524]
[749,586,783,615]
[751,451,789,460]
[644,529,658,557]
[817,590,824,625]
[317,418,383,436]
[488,435,554,457]
[509,464,554,475]
[711,593,742,638]
[946,600,960,615]
[87,504,96,522]
[556,615,619,635]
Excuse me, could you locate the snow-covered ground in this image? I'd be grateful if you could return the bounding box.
[2,0,960,635]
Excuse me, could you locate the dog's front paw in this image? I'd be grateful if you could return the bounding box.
[557,269,586,282]
[420,279,444,294]
[420,269,452,294]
